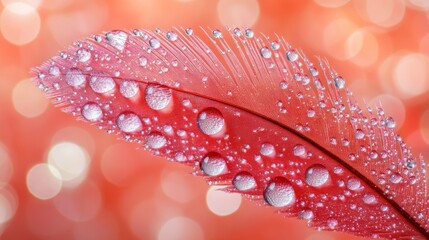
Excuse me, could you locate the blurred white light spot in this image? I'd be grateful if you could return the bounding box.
[0,187,18,225]
[48,141,89,186]
[206,186,241,216]
[158,216,204,240]
[393,53,429,98]
[408,0,429,10]
[346,29,379,66]
[12,79,48,118]
[0,143,13,189]
[53,181,102,222]
[0,2,40,45]
[323,18,357,60]
[365,0,405,28]
[217,0,260,27]
[314,0,350,8]
[1,0,42,8]
[27,163,62,200]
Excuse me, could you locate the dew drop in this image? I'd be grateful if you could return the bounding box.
[385,117,396,129]
[197,108,225,136]
[298,209,314,220]
[305,164,330,187]
[263,177,295,208]
[293,144,306,156]
[81,103,102,121]
[286,50,299,62]
[146,131,167,149]
[65,68,86,87]
[327,219,338,229]
[149,38,161,49]
[119,80,139,98]
[77,48,91,62]
[139,57,148,67]
[117,112,142,133]
[260,47,272,59]
[166,31,178,41]
[346,177,361,191]
[106,31,127,51]
[212,30,222,38]
[89,74,116,93]
[334,76,345,89]
[200,152,227,176]
[233,27,242,36]
[244,29,254,38]
[185,28,193,35]
[389,173,402,184]
[307,109,315,118]
[49,66,60,76]
[362,193,377,204]
[355,129,365,139]
[232,172,257,191]
[270,41,280,50]
[145,84,172,110]
[260,143,275,157]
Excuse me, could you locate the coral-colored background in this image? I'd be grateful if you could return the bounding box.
[1,0,429,239]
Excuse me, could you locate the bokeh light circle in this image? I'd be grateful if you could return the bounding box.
[217,0,260,27]
[26,163,62,200]
[12,79,48,118]
[206,186,241,216]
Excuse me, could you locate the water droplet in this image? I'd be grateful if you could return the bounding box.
[149,38,161,49]
[185,28,193,35]
[270,41,280,50]
[106,30,127,51]
[260,47,272,59]
[389,173,402,184]
[307,109,315,118]
[117,112,142,133]
[309,67,319,76]
[197,108,225,136]
[260,143,275,157]
[174,152,187,162]
[327,219,338,228]
[263,177,295,208]
[166,31,178,41]
[120,80,139,98]
[362,193,376,204]
[286,50,299,62]
[233,27,242,36]
[244,29,254,38]
[298,209,314,220]
[146,131,167,149]
[355,129,365,139]
[77,48,91,62]
[81,103,102,121]
[346,177,361,191]
[334,76,345,89]
[65,68,86,87]
[293,144,306,156]
[49,66,60,76]
[212,30,222,38]
[305,164,329,187]
[145,84,172,110]
[232,172,257,191]
[90,74,116,93]
[200,152,227,176]
[139,57,148,67]
[385,117,396,129]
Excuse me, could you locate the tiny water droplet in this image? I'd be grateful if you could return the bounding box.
[197,108,225,136]
[149,38,161,49]
[307,109,315,118]
[389,173,402,184]
[185,28,193,35]
[49,66,60,76]
[146,131,167,149]
[106,31,127,51]
[305,164,329,187]
[385,117,396,129]
[362,193,377,204]
[90,74,116,93]
[139,57,148,67]
[65,68,86,87]
[260,47,272,59]
[264,177,295,208]
[334,76,345,89]
[270,41,280,50]
[212,29,222,38]
[355,129,365,139]
[260,143,275,157]
[286,50,299,62]
[233,27,242,36]
[327,219,338,229]
[293,144,306,156]
[81,103,102,121]
[120,80,139,98]
[77,48,91,62]
[245,29,254,38]
[166,31,178,41]
[346,177,361,191]
[200,152,227,176]
[145,84,172,110]
[117,112,142,133]
[232,172,257,191]
[298,209,314,220]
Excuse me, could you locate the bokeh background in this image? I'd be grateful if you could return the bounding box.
[0,0,429,239]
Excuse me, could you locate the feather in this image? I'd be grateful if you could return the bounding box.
[32,27,429,239]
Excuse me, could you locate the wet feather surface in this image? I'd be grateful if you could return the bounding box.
[33,27,429,239]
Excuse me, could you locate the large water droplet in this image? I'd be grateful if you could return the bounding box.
[120,80,139,98]
[305,164,329,187]
[81,103,102,121]
[200,152,227,176]
[346,177,361,191]
[292,144,306,156]
[117,112,142,133]
[264,177,295,208]
[260,47,272,59]
[90,74,116,93]
[197,108,225,136]
[232,172,257,191]
[146,131,167,149]
[260,143,275,157]
[65,68,86,87]
[106,31,127,51]
[149,38,161,49]
[144,84,172,110]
